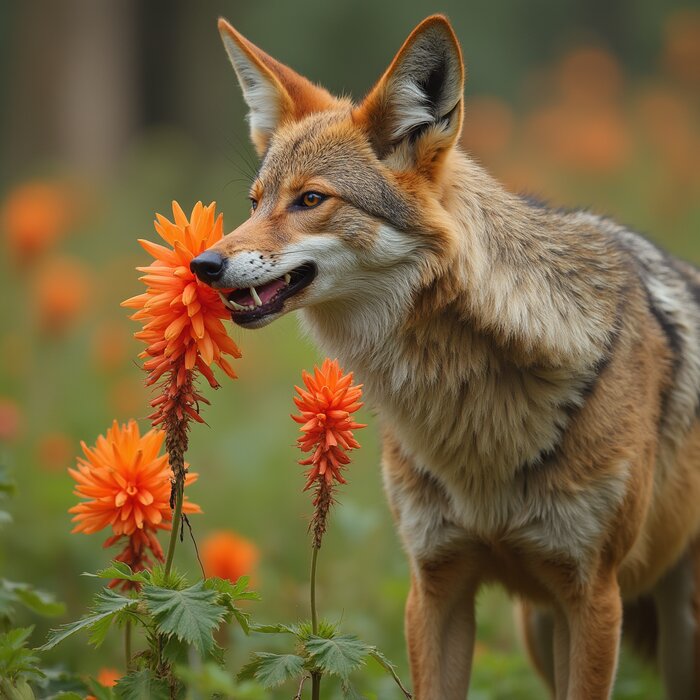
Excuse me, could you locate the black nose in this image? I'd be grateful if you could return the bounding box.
[190,251,225,283]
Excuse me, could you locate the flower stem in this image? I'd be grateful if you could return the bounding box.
[310,544,320,700]
[164,478,184,577]
[125,619,133,672]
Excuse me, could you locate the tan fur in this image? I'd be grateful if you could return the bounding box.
[198,15,700,699]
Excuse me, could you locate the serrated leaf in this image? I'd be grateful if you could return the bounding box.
[0,626,45,682]
[143,581,225,656]
[238,653,306,688]
[204,576,260,602]
[114,670,169,700]
[305,635,370,680]
[88,563,151,585]
[40,589,135,651]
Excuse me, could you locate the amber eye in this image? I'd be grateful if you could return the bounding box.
[299,192,325,208]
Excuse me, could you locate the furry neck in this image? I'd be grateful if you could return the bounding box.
[299,149,621,481]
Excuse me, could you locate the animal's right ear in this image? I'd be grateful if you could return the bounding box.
[354,15,464,173]
[218,19,336,156]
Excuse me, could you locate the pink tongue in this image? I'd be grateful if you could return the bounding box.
[233,278,287,307]
[257,278,287,304]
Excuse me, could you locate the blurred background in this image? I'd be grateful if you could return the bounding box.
[1,0,699,697]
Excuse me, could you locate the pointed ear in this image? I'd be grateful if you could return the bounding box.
[354,15,464,171]
[218,18,337,156]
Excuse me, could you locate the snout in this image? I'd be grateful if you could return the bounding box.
[190,250,225,285]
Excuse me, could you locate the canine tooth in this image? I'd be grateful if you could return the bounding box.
[250,287,262,307]
[284,273,291,284]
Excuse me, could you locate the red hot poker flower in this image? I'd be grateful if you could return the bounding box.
[293,358,366,491]
[122,201,241,393]
[68,420,200,585]
[292,359,366,549]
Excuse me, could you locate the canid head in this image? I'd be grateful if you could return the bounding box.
[190,16,465,329]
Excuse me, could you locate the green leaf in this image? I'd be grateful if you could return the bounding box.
[52,693,85,700]
[88,563,151,585]
[40,589,135,651]
[204,576,260,602]
[9,582,66,618]
[238,653,306,688]
[305,635,369,680]
[143,581,225,656]
[114,670,169,700]
[229,606,251,635]
[0,627,45,683]
[0,580,65,624]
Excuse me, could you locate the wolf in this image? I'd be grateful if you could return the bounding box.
[190,15,700,700]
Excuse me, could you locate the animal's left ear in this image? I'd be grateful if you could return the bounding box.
[354,15,464,173]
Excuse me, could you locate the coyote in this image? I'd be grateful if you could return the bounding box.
[190,15,700,700]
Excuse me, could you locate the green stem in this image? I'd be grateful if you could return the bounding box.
[310,545,320,700]
[125,619,133,672]
[164,479,184,577]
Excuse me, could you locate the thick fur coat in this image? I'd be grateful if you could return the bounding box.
[190,15,700,700]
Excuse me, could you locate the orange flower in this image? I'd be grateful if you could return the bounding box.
[201,530,259,583]
[0,398,22,442]
[96,668,120,687]
[68,420,200,538]
[1,181,73,263]
[33,256,91,335]
[293,358,366,491]
[36,431,73,472]
[121,201,241,395]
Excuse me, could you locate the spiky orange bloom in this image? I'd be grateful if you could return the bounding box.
[201,530,259,584]
[68,420,200,538]
[121,201,240,397]
[293,358,366,491]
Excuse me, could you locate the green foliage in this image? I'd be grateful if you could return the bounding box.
[113,670,170,700]
[89,563,151,586]
[176,663,265,699]
[238,652,306,688]
[241,621,411,697]
[143,581,226,656]
[0,580,65,628]
[305,635,368,680]
[40,589,136,651]
[0,627,44,682]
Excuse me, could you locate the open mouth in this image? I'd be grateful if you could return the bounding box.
[218,263,317,325]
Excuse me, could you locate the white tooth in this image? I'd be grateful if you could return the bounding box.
[250,287,263,307]
[218,291,247,312]
[284,273,291,284]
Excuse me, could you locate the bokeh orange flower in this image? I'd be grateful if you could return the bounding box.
[122,201,241,395]
[293,358,366,491]
[1,181,73,263]
[201,530,259,584]
[69,419,200,538]
[33,256,91,335]
[0,398,22,443]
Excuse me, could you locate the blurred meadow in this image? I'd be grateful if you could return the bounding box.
[1,0,699,697]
